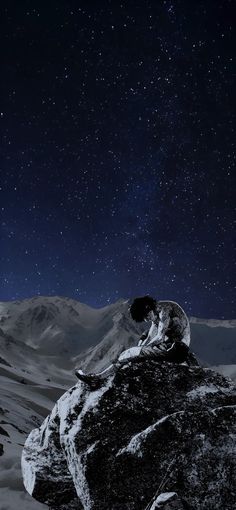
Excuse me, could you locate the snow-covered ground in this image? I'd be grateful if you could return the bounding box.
[0,358,74,510]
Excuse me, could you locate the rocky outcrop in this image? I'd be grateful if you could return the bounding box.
[22,361,236,510]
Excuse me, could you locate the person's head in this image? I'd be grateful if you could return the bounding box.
[129,295,157,323]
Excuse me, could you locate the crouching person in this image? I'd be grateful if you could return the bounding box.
[75,295,199,390]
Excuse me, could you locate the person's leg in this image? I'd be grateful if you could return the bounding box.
[75,345,166,389]
[75,359,132,388]
[75,369,110,389]
[163,340,200,366]
[75,344,172,389]
[75,347,143,388]
[185,350,200,367]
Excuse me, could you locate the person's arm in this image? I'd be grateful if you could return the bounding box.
[138,328,151,346]
[147,308,170,346]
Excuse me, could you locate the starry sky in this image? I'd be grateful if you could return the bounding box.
[1,1,235,317]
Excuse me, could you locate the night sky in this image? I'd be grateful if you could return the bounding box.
[1,1,235,317]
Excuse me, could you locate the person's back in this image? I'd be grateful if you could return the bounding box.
[154,300,191,346]
[135,298,190,349]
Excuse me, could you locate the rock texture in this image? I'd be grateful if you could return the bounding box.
[22,361,236,510]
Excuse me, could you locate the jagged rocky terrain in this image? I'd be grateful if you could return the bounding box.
[22,361,236,510]
[0,296,236,509]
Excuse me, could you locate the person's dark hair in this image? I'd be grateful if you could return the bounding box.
[130,295,157,322]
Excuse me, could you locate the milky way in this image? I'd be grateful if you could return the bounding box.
[1,1,235,317]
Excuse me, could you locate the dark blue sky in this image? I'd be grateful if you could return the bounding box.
[1,1,235,317]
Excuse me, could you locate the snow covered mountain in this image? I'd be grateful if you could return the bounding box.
[0,295,235,509]
[0,296,125,359]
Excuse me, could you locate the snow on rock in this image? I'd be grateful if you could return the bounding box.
[58,376,114,510]
[150,492,177,510]
[148,491,187,508]
[118,346,142,360]
[117,411,184,458]
[187,383,220,399]
[22,361,236,510]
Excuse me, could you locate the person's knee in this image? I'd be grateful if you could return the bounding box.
[118,347,142,361]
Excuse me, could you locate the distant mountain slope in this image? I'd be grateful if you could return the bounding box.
[0,296,139,361]
[189,318,236,365]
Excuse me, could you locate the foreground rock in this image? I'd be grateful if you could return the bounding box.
[22,361,236,509]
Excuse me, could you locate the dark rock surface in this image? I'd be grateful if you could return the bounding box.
[22,361,236,510]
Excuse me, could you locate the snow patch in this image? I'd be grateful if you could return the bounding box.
[211,404,236,415]
[150,492,177,509]
[21,454,36,496]
[0,303,9,318]
[118,346,142,360]
[58,378,113,510]
[117,411,184,458]
[187,384,219,399]
[39,324,62,339]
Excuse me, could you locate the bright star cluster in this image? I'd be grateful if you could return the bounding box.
[1,1,235,317]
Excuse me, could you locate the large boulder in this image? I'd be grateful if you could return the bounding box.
[22,361,236,509]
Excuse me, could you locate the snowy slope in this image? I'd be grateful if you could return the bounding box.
[0,358,74,510]
[189,318,236,365]
[213,364,236,381]
[0,296,117,357]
